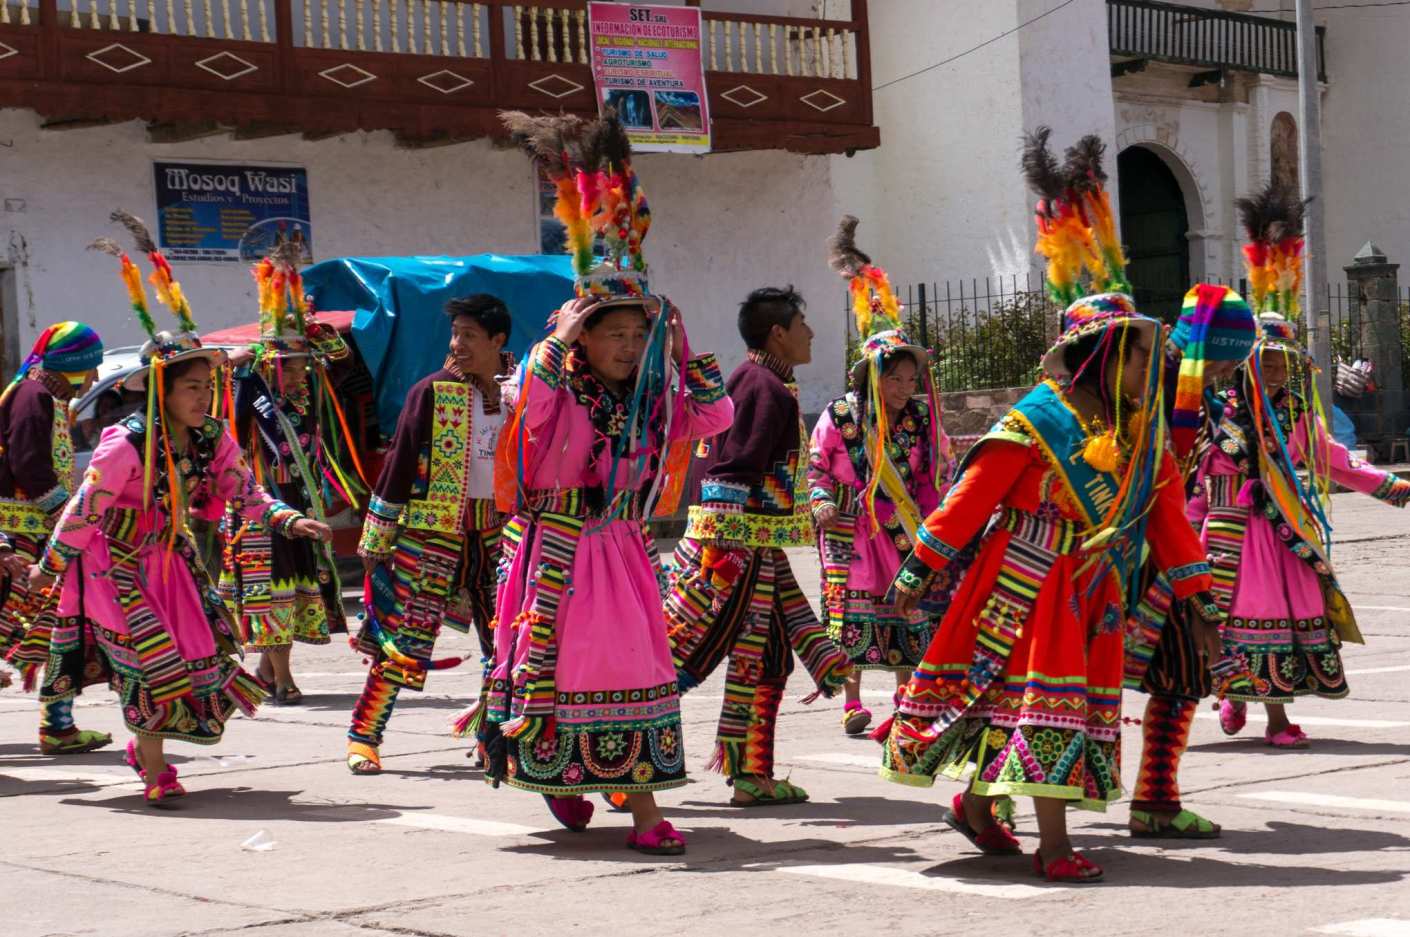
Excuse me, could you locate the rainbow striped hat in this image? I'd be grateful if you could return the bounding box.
[0,321,104,407]
[1168,283,1256,458]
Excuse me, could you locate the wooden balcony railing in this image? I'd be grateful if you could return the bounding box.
[0,0,877,152]
[1108,0,1326,82]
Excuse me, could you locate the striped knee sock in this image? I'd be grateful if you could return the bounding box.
[1132,695,1196,813]
[348,671,400,747]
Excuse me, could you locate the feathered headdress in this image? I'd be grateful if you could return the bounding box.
[1234,180,1328,552]
[1237,181,1308,319]
[1024,127,1131,310]
[91,211,225,549]
[1238,174,1333,579]
[239,237,366,506]
[496,110,690,525]
[829,215,903,339]
[254,238,310,346]
[827,215,951,538]
[1022,128,1165,612]
[502,109,651,300]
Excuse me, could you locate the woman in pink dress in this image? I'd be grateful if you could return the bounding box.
[33,334,331,803]
[33,217,331,806]
[1202,313,1409,747]
[484,297,731,854]
[808,217,954,736]
[482,111,733,856]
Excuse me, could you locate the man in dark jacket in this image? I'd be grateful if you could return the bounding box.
[0,321,111,754]
[665,286,850,806]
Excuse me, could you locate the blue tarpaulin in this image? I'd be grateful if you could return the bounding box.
[1331,404,1357,450]
[302,254,577,435]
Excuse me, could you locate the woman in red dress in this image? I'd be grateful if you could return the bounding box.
[879,129,1222,883]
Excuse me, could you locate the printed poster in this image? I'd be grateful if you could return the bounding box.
[153,161,313,264]
[588,3,711,154]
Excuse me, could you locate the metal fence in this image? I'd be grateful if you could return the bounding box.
[846,273,1410,395]
[845,273,1061,393]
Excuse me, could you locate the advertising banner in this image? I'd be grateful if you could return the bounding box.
[153,161,313,264]
[588,3,711,153]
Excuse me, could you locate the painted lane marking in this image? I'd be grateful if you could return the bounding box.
[1195,713,1410,729]
[0,767,138,787]
[1344,664,1410,676]
[376,811,540,837]
[777,863,1058,899]
[797,752,881,769]
[1239,792,1410,814]
[1314,920,1410,937]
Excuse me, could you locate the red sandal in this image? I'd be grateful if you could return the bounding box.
[1032,849,1103,883]
[944,793,1022,855]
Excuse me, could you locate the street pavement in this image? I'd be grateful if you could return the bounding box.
[3,490,1410,937]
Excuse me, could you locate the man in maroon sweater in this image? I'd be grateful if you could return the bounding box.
[665,286,850,806]
[0,321,111,754]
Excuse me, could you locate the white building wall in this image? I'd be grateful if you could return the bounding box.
[829,0,1116,290]
[0,108,847,411]
[828,0,1029,288]
[1321,5,1410,277]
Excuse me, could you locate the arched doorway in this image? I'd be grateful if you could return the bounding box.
[1117,145,1190,323]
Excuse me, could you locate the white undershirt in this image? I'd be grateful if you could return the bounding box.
[466,385,504,500]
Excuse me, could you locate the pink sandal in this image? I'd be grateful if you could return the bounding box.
[543,794,594,832]
[626,820,686,856]
[124,739,145,780]
[143,767,186,807]
[125,739,181,784]
[1265,726,1310,749]
[1218,699,1247,736]
[842,701,872,736]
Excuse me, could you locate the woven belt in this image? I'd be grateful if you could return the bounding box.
[996,507,1081,555]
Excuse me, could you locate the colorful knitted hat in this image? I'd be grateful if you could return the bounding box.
[0,321,104,408]
[502,110,651,305]
[827,215,951,534]
[1167,283,1256,458]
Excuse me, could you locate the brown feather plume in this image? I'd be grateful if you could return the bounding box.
[88,236,124,257]
[1063,134,1108,194]
[269,237,304,271]
[827,215,871,279]
[599,111,633,173]
[1236,180,1310,243]
[1021,127,1066,211]
[110,209,157,255]
[499,111,583,172]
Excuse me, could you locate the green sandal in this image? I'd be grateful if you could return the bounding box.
[40,729,113,755]
[992,795,1017,832]
[729,776,809,807]
[1129,808,1221,839]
